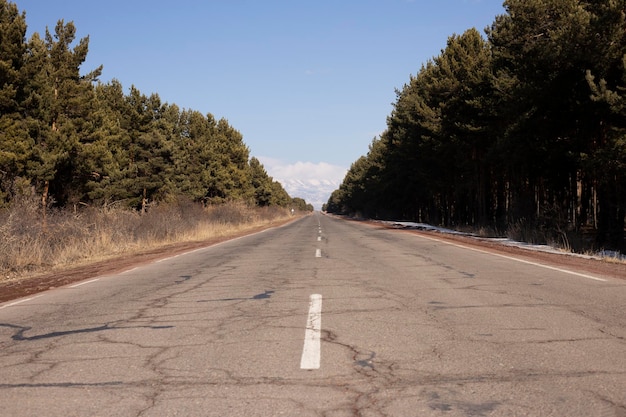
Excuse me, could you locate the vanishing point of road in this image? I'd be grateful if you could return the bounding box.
[0,214,624,416]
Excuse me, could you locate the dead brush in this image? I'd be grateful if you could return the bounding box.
[0,199,293,281]
[0,197,47,275]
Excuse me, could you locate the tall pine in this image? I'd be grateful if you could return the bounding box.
[0,1,30,204]
[23,20,102,216]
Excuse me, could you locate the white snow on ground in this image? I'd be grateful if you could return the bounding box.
[380,220,626,262]
[385,221,467,235]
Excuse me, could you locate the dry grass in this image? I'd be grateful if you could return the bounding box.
[0,198,293,281]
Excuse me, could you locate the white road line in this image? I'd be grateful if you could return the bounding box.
[69,278,100,288]
[315,249,322,258]
[317,236,322,242]
[0,295,44,310]
[416,234,607,282]
[156,255,177,263]
[301,294,322,370]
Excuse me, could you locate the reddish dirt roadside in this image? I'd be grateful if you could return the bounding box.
[399,227,626,281]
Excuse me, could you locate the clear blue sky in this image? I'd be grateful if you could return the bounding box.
[16,0,506,184]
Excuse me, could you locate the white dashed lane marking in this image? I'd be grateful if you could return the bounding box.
[300,294,322,370]
[69,278,100,288]
[0,295,44,310]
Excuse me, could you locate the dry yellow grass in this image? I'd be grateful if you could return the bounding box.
[0,199,295,281]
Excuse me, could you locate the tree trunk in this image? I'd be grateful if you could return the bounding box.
[41,180,49,231]
[141,187,147,215]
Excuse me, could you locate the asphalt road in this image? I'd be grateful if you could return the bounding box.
[0,214,624,416]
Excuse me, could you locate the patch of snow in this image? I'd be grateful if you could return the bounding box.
[383,221,468,235]
[599,250,626,262]
[380,220,624,261]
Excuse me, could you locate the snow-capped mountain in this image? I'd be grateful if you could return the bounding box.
[259,159,347,210]
[277,178,340,210]
[259,157,347,210]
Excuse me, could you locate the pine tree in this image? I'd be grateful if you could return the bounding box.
[584,0,626,250]
[0,0,25,112]
[118,89,176,212]
[22,20,102,220]
[270,180,291,207]
[433,29,495,226]
[382,61,445,222]
[0,1,31,204]
[173,109,219,203]
[204,118,251,202]
[489,0,596,226]
[81,80,128,205]
[249,157,273,206]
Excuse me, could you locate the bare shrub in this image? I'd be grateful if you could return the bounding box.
[506,205,576,253]
[256,205,291,222]
[205,201,253,225]
[0,196,47,273]
[506,219,548,245]
[0,198,292,280]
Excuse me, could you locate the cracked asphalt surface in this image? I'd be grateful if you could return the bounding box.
[0,214,625,416]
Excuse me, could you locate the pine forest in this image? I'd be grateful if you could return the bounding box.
[325,0,626,254]
[0,1,312,215]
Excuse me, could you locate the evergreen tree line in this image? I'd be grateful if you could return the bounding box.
[326,0,626,252]
[0,1,305,213]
